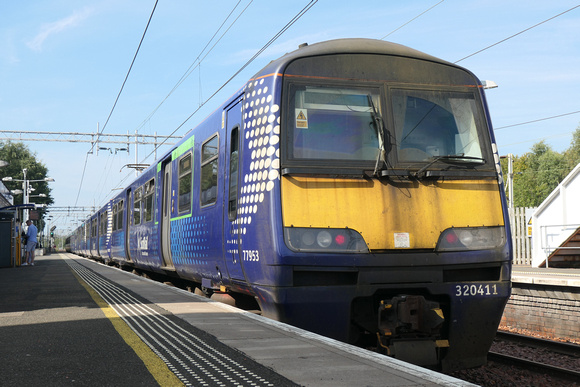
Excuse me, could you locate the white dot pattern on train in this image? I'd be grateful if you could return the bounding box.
[171,216,210,266]
[235,77,281,236]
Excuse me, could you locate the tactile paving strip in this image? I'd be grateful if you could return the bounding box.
[66,259,297,387]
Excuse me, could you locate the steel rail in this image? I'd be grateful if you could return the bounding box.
[496,331,580,357]
[487,351,580,383]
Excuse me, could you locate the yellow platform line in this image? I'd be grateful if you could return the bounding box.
[71,269,184,387]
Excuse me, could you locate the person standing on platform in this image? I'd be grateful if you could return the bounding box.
[22,219,38,266]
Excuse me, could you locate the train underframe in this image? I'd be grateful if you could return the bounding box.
[254,262,510,373]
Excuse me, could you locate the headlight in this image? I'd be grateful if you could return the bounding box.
[285,227,369,253]
[316,231,332,248]
[436,226,506,251]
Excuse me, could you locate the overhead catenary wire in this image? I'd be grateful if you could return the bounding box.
[451,5,580,157]
[88,1,251,209]
[133,0,253,135]
[136,0,319,167]
[494,110,580,130]
[74,0,159,207]
[455,4,580,63]
[380,0,444,40]
[95,0,318,210]
[90,1,252,207]
[96,0,159,145]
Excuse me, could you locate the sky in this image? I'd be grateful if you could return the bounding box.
[1,0,579,234]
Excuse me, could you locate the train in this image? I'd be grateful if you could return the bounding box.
[68,39,512,372]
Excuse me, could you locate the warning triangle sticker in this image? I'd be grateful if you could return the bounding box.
[295,109,308,129]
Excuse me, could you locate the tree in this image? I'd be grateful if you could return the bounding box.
[500,123,580,209]
[512,141,569,207]
[564,125,580,170]
[0,141,54,208]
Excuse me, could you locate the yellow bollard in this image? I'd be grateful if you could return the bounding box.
[15,236,21,266]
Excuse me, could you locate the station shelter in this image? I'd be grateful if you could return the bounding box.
[0,204,36,268]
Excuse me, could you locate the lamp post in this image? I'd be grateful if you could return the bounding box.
[2,169,55,220]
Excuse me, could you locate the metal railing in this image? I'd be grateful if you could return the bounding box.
[539,223,580,268]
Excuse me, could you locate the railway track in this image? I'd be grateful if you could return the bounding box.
[495,331,580,357]
[489,331,580,384]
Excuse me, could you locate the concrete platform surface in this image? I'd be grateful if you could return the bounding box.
[1,253,474,386]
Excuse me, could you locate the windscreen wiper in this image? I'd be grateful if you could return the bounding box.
[368,95,387,176]
[412,154,485,178]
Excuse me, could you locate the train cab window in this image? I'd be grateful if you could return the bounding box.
[286,85,381,163]
[117,200,124,230]
[201,135,218,207]
[391,89,484,162]
[133,187,142,225]
[143,179,155,223]
[178,153,192,213]
[228,127,239,220]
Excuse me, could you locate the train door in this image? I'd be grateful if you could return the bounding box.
[124,188,133,262]
[160,160,175,269]
[223,98,245,281]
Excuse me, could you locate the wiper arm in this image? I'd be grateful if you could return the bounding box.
[368,95,386,176]
[412,154,485,178]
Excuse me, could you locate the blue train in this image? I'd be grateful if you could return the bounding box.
[69,39,512,372]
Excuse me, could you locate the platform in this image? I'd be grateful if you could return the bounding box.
[0,253,472,386]
[512,265,580,287]
[504,265,580,342]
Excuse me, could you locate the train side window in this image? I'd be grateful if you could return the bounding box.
[112,204,117,231]
[178,153,192,213]
[143,178,155,223]
[133,187,142,225]
[100,211,107,235]
[201,134,218,207]
[118,200,124,230]
[228,127,239,220]
[92,218,97,237]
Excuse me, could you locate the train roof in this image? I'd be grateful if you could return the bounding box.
[257,38,456,75]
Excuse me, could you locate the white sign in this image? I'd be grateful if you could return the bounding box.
[394,232,410,248]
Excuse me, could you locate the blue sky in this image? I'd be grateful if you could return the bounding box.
[1,0,579,234]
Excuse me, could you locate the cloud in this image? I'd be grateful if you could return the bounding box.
[27,7,93,52]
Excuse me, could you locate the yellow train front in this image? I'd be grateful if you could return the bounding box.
[241,39,511,372]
